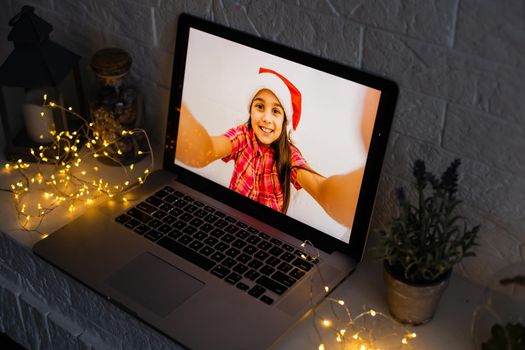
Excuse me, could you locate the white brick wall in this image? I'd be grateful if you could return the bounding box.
[0,0,524,332]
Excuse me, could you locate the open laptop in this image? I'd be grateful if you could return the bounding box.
[33,14,398,350]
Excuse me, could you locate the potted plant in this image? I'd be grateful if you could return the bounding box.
[377,158,480,325]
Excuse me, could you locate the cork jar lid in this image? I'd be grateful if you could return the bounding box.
[90,48,132,77]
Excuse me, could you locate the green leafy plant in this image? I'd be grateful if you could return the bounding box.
[482,323,525,350]
[378,159,480,284]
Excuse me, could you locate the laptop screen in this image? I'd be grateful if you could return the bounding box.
[166,15,397,258]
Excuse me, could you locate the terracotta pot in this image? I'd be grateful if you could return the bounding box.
[383,264,451,325]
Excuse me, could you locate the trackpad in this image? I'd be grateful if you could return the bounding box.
[105,253,204,317]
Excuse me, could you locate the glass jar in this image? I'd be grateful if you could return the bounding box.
[89,48,145,166]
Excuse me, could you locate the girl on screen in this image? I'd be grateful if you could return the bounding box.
[176,68,374,228]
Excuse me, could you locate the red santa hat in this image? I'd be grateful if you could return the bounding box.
[249,67,302,131]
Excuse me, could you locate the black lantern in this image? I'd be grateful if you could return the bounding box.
[0,6,86,161]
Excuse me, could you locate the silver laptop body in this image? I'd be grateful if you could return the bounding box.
[34,14,398,350]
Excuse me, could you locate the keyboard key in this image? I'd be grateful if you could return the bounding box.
[152,210,167,219]
[174,191,184,197]
[248,285,266,298]
[165,194,178,203]
[247,227,259,234]
[178,235,193,245]
[194,201,205,207]
[237,254,251,264]
[215,242,229,252]
[270,238,282,246]
[254,251,270,261]
[243,245,258,255]
[256,276,288,295]
[233,263,249,274]
[174,199,188,208]
[188,240,204,251]
[127,208,152,223]
[146,196,163,207]
[158,224,172,234]
[200,223,214,233]
[235,230,250,239]
[222,257,237,268]
[190,218,204,227]
[159,203,174,213]
[269,246,284,257]
[148,219,163,229]
[232,239,247,249]
[193,231,207,241]
[277,261,293,272]
[137,202,156,214]
[266,256,280,267]
[203,236,219,246]
[182,226,197,235]
[248,259,263,270]
[246,235,261,245]
[221,234,236,243]
[258,232,271,240]
[204,205,215,213]
[260,295,274,305]
[281,252,295,263]
[179,213,192,222]
[260,265,275,276]
[225,247,241,258]
[290,268,306,279]
[210,228,225,238]
[133,224,150,235]
[162,215,177,224]
[257,241,272,251]
[157,237,215,271]
[200,246,214,256]
[168,230,183,240]
[154,189,170,199]
[282,243,295,252]
[215,219,228,229]
[194,209,207,218]
[183,195,194,202]
[124,219,141,229]
[225,272,242,284]
[211,265,230,279]
[236,282,250,291]
[225,216,237,223]
[173,220,186,230]
[185,204,197,213]
[210,252,226,263]
[245,269,261,281]
[145,230,164,241]
[236,221,248,229]
[225,224,239,234]
[170,208,183,217]
[272,271,297,287]
[116,214,132,224]
[163,186,174,193]
[214,211,226,218]
[292,258,313,271]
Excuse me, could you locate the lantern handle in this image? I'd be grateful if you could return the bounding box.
[8,5,34,26]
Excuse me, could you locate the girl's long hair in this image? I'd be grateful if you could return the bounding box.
[246,116,293,213]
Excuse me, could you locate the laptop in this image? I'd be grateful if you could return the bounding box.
[33,14,398,350]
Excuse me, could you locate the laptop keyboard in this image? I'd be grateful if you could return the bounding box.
[115,186,318,306]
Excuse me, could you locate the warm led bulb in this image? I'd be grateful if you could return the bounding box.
[322,319,331,327]
[337,300,345,305]
[324,286,329,292]
[318,344,325,350]
[370,309,376,317]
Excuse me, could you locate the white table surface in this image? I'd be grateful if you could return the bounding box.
[0,160,483,350]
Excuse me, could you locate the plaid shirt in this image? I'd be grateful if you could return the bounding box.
[222,124,309,212]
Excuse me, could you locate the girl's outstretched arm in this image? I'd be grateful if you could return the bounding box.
[176,103,232,167]
[297,168,364,228]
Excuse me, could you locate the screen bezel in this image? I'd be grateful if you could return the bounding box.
[164,14,398,261]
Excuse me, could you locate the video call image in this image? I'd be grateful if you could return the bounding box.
[175,29,381,243]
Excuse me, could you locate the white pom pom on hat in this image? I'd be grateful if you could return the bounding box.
[248,67,302,131]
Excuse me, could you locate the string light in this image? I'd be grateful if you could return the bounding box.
[6,98,154,233]
[300,239,418,350]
